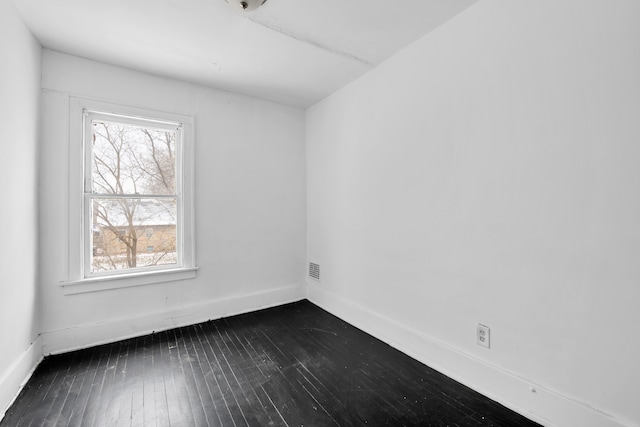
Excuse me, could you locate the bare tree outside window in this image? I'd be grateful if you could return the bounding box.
[89,119,178,272]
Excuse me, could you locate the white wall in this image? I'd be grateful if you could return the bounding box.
[0,0,42,417]
[39,50,306,354]
[306,1,640,426]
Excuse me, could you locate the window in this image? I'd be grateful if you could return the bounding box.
[64,99,196,294]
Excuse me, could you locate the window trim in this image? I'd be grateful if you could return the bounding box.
[61,267,199,295]
[63,97,197,293]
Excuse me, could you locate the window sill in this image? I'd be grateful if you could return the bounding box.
[61,267,199,295]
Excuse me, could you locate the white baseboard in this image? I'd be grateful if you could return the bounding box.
[0,335,43,421]
[307,284,631,427]
[42,283,306,355]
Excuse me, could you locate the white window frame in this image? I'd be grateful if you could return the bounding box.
[62,98,197,295]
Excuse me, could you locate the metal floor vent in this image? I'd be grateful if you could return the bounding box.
[309,262,320,281]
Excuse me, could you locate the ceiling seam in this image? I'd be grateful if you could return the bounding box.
[243,15,375,67]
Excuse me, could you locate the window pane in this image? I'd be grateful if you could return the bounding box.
[91,121,176,195]
[91,198,177,273]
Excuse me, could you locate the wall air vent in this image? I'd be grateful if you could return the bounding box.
[309,262,320,281]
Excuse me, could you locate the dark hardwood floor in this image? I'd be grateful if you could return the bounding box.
[1,300,541,426]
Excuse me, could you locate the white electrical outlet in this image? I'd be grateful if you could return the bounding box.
[477,324,490,348]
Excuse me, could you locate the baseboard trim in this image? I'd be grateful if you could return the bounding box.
[42,283,305,355]
[0,336,43,421]
[307,285,630,427]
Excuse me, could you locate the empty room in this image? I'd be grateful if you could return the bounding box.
[1,0,639,426]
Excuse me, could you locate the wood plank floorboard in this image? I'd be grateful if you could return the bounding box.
[1,300,541,426]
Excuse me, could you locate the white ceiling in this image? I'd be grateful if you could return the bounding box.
[12,0,478,107]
